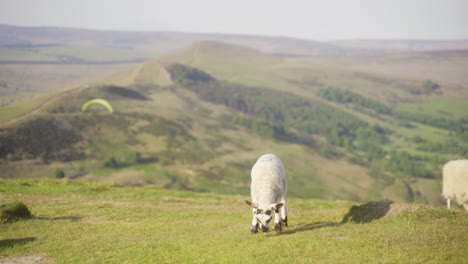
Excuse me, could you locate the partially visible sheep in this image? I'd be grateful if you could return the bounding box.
[245,154,288,234]
[442,159,468,210]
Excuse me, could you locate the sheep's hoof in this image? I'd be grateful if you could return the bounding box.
[281,217,288,227]
[274,223,282,235]
[251,224,258,234]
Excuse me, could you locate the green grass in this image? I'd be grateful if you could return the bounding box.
[0,179,466,263]
[396,98,468,120]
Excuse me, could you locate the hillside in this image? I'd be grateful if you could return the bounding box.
[1,179,467,263]
[1,40,467,205]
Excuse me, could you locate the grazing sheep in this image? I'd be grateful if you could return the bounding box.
[442,159,468,210]
[245,154,288,234]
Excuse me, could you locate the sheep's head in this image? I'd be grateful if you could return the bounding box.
[245,200,283,232]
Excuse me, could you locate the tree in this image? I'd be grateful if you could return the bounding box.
[104,157,118,168]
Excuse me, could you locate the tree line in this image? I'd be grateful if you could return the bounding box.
[317,86,392,115]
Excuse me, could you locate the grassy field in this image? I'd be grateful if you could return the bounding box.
[0,45,145,62]
[396,98,468,120]
[1,179,467,263]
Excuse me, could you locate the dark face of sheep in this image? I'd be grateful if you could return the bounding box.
[245,201,283,232]
[254,208,273,232]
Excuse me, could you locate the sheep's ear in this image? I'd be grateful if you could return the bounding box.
[271,203,283,211]
[245,200,258,208]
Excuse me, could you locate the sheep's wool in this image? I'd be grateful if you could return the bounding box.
[442,159,468,207]
[251,154,287,206]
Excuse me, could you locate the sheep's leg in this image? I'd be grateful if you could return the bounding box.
[274,209,282,234]
[280,198,288,227]
[251,213,259,234]
[283,205,288,227]
[447,198,451,209]
[463,203,468,211]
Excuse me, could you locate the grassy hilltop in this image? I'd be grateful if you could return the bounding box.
[1,179,467,263]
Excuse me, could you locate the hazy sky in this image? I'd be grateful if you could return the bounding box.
[1,0,467,40]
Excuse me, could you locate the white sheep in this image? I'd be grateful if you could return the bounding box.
[442,159,468,210]
[245,154,288,234]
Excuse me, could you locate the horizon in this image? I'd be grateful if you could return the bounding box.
[2,23,468,43]
[1,0,467,41]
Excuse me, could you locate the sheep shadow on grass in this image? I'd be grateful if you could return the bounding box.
[281,222,341,235]
[280,199,393,235]
[0,237,36,248]
[341,199,393,224]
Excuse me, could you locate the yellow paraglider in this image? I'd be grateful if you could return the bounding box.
[81,98,114,113]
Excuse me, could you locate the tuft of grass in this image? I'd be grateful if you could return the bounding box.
[52,169,65,179]
[0,200,32,223]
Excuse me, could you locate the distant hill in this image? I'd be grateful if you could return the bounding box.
[330,39,468,53]
[2,25,468,60]
[0,24,343,60]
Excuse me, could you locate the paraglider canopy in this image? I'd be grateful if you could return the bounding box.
[81,98,113,113]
